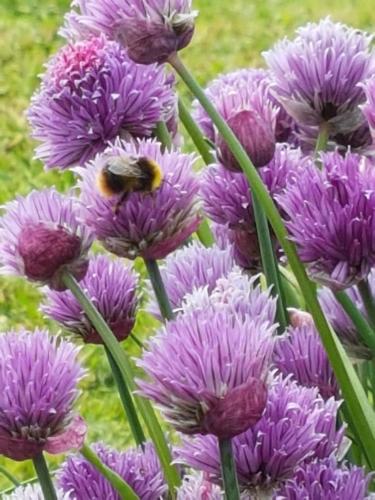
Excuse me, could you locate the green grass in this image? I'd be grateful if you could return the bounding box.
[1,0,375,491]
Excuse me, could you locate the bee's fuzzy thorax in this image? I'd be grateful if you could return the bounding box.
[148,160,163,190]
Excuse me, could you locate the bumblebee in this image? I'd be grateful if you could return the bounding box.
[97,155,163,214]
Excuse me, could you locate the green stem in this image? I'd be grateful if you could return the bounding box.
[178,97,215,164]
[0,465,20,487]
[130,332,144,349]
[358,279,375,330]
[219,438,240,500]
[252,194,288,332]
[196,218,215,247]
[32,453,57,500]
[334,291,375,353]
[169,53,375,467]
[279,271,302,309]
[144,259,174,321]
[172,55,288,329]
[61,272,180,496]
[81,444,139,500]
[104,347,146,446]
[154,121,172,150]
[314,121,330,157]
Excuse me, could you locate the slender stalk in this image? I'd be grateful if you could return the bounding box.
[104,347,146,446]
[144,259,174,321]
[173,57,289,329]
[196,218,215,247]
[168,53,375,466]
[61,272,181,495]
[314,121,330,157]
[279,271,302,309]
[358,279,375,330]
[335,291,375,353]
[0,465,20,487]
[81,444,139,500]
[130,332,144,349]
[32,453,57,500]
[219,438,240,500]
[252,194,288,332]
[154,121,172,150]
[178,97,215,164]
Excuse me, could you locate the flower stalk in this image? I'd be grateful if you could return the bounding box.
[334,290,375,353]
[104,347,146,446]
[154,121,172,150]
[357,279,375,330]
[144,259,174,321]
[81,444,139,500]
[219,438,240,500]
[168,52,375,466]
[61,272,181,496]
[170,53,288,331]
[32,453,57,500]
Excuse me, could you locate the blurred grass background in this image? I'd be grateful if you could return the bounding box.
[0,0,375,491]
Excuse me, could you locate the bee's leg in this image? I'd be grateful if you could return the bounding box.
[113,192,129,215]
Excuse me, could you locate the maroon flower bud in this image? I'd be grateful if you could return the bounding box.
[19,224,87,291]
[201,378,268,439]
[217,110,276,172]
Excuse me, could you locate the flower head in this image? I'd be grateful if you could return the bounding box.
[0,329,85,461]
[3,484,70,500]
[177,472,223,500]
[181,268,277,327]
[28,35,176,169]
[361,76,375,145]
[201,144,307,269]
[42,254,138,344]
[176,376,344,495]
[62,0,197,64]
[264,19,374,138]
[58,441,167,500]
[277,151,375,290]
[148,241,234,316]
[319,275,375,360]
[274,323,339,400]
[274,457,373,500]
[192,68,296,145]
[78,138,201,260]
[0,189,93,291]
[138,307,275,438]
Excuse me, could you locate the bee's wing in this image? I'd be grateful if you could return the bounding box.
[107,157,145,178]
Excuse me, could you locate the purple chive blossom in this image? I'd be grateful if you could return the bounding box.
[58,441,167,500]
[361,76,375,145]
[42,254,138,344]
[78,138,201,260]
[181,269,277,327]
[62,0,197,64]
[319,273,375,360]
[264,18,374,145]
[201,143,307,231]
[192,68,296,145]
[277,150,375,290]
[274,457,374,500]
[0,329,86,462]
[176,376,344,495]
[177,472,223,500]
[201,144,308,269]
[0,189,93,291]
[138,308,275,439]
[3,484,70,500]
[27,35,176,169]
[148,240,235,316]
[273,323,339,400]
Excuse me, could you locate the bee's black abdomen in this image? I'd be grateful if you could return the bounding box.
[102,167,127,194]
